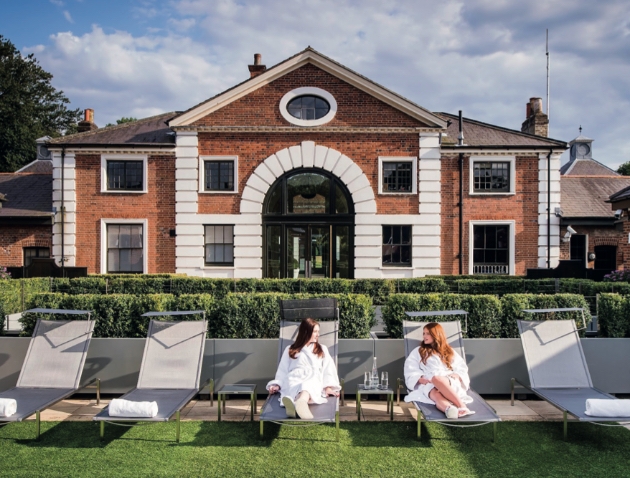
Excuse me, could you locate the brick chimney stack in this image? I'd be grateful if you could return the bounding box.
[248,53,266,78]
[77,108,98,133]
[521,97,548,137]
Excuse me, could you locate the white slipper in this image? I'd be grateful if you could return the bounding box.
[294,398,314,419]
[445,406,459,419]
[458,408,476,418]
[282,396,296,418]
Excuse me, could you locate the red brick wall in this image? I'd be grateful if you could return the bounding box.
[74,154,176,274]
[0,226,51,266]
[197,133,419,215]
[559,224,624,269]
[193,64,427,128]
[441,155,540,275]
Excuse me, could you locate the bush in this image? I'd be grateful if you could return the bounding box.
[452,279,557,295]
[382,293,502,339]
[0,278,50,314]
[0,301,4,335]
[22,292,373,339]
[499,294,591,338]
[603,270,630,282]
[394,278,449,294]
[597,294,630,338]
[352,280,395,305]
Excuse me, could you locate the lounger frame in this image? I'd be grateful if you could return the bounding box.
[259,298,340,441]
[402,311,500,441]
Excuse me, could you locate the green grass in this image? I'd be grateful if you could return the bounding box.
[0,421,629,477]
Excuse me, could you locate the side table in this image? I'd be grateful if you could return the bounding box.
[356,385,394,421]
[217,384,257,421]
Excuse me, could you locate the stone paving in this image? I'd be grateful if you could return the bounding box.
[24,396,573,423]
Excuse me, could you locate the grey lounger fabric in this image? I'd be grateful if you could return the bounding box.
[403,318,500,424]
[0,317,95,423]
[517,319,626,422]
[260,299,339,424]
[94,318,207,423]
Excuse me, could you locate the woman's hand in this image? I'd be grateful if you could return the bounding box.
[418,376,430,385]
[268,385,280,395]
[325,387,339,397]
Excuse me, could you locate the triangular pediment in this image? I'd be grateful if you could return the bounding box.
[169,48,446,129]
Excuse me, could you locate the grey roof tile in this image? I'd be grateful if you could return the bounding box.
[0,174,53,217]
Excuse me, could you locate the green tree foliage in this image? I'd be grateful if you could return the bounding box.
[0,35,82,172]
[617,161,630,176]
[106,117,137,127]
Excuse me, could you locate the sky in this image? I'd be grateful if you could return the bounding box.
[2,0,630,169]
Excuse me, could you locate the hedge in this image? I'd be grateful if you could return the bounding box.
[0,300,4,335]
[0,278,50,314]
[22,292,374,339]
[597,294,630,338]
[382,293,591,339]
[382,293,502,339]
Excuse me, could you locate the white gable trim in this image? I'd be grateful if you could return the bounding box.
[170,49,446,129]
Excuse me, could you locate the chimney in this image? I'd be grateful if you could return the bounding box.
[248,53,266,78]
[77,108,98,133]
[521,97,548,137]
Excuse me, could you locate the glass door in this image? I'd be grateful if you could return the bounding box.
[309,226,330,278]
[285,225,331,278]
[287,226,308,278]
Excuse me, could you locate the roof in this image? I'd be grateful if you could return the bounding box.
[0,174,53,217]
[169,47,447,129]
[561,158,618,176]
[608,184,630,203]
[48,112,179,147]
[436,113,566,149]
[561,176,630,218]
[16,160,53,173]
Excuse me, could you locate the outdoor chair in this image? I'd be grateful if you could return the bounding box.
[93,311,211,443]
[259,298,340,441]
[0,308,99,439]
[402,311,500,441]
[513,308,629,439]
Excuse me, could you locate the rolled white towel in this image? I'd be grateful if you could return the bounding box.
[584,399,630,417]
[108,399,158,418]
[0,398,17,417]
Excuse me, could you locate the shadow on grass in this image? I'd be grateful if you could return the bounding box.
[344,421,434,448]
[0,421,127,448]
[179,421,278,447]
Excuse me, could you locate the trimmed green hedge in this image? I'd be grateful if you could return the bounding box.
[0,278,50,314]
[22,292,374,339]
[382,293,591,339]
[0,300,4,335]
[597,294,630,338]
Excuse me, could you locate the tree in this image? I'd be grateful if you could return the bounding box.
[0,35,82,172]
[106,117,138,127]
[617,162,630,176]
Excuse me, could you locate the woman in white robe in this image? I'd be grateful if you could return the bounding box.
[267,318,341,419]
[404,322,474,419]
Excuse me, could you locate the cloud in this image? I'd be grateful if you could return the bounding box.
[63,10,74,23]
[22,0,630,167]
[49,0,64,6]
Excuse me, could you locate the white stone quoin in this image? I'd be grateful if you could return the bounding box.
[538,152,562,268]
[51,151,77,266]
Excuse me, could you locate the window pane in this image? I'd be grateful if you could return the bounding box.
[206,244,215,263]
[383,226,392,244]
[223,226,233,244]
[119,249,132,272]
[119,226,131,248]
[402,226,411,244]
[393,226,401,244]
[108,250,119,272]
[335,184,349,214]
[130,226,142,248]
[224,245,234,263]
[266,183,283,213]
[486,226,497,248]
[215,245,224,263]
[130,249,143,272]
[205,226,215,244]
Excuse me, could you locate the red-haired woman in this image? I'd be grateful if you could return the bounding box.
[267,318,340,419]
[403,322,474,419]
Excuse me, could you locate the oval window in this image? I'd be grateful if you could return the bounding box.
[287,96,330,121]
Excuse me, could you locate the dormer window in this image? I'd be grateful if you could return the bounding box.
[279,87,337,127]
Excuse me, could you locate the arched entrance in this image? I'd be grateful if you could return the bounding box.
[263,169,354,278]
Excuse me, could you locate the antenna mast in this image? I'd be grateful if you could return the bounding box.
[546,29,550,134]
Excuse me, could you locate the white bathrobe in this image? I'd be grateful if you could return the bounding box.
[404,347,472,405]
[266,343,341,405]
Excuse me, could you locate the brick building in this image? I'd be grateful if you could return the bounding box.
[46,48,566,278]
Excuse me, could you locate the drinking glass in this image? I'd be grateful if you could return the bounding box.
[364,371,372,389]
[380,372,389,390]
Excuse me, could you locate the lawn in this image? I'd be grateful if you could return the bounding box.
[0,421,628,477]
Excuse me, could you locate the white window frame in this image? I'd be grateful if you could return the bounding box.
[100,218,148,274]
[469,156,516,195]
[279,87,337,127]
[199,156,239,194]
[469,220,515,275]
[204,224,235,267]
[101,154,148,193]
[378,157,417,195]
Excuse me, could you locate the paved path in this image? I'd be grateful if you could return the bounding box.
[23,397,572,423]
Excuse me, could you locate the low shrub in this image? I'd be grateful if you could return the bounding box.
[0,301,4,335]
[0,278,50,314]
[382,293,502,339]
[597,293,630,338]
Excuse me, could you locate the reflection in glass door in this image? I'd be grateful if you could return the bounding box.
[309,226,330,278]
[287,226,307,278]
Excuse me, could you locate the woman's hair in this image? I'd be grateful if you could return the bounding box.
[289,318,324,359]
[419,322,454,370]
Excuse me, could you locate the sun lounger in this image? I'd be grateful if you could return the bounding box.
[513,308,628,439]
[93,311,210,442]
[403,311,500,441]
[259,298,340,441]
[0,308,98,439]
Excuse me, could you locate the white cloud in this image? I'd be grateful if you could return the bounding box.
[49,0,64,6]
[23,0,630,167]
[63,10,74,23]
